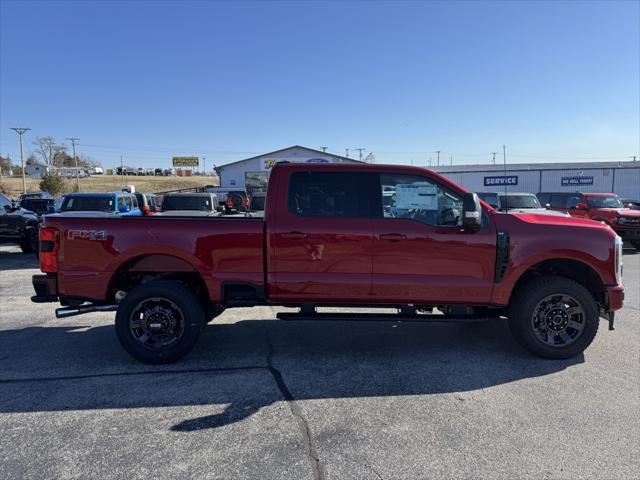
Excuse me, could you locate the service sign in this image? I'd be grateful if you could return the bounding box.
[484,175,518,186]
[172,156,199,167]
[561,176,593,186]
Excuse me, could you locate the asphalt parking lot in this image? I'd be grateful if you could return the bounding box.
[0,244,638,480]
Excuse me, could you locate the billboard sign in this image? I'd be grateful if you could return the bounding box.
[561,176,593,186]
[484,175,518,186]
[172,156,199,167]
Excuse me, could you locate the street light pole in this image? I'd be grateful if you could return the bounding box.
[10,127,31,194]
[66,137,80,191]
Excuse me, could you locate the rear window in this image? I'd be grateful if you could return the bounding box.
[21,199,53,213]
[287,171,371,218]
[61,196,114,212]
[161,195,213,211]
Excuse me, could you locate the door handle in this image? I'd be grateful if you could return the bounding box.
[281,232,308,240]
[379,233,407,241]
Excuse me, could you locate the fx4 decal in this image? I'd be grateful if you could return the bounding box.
[67,230,107,241]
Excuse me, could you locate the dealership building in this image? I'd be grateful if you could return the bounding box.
[215,145,362,190]
[432,161,640,199]
[216,147,640,200]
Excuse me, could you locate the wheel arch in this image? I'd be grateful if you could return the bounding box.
[510,258,606,307]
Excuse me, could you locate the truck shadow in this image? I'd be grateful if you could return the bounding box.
[0,247,39,270]
[0,318,584,430]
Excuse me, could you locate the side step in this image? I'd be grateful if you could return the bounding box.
[276,312,491,323]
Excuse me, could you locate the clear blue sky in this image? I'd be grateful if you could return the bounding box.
[1,0,638,169]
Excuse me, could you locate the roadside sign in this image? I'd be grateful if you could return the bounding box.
[172,156,199,167]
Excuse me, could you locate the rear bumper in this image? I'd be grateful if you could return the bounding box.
[31,274,58,303]
[606,284,624,312]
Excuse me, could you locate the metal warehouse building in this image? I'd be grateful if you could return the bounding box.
[432,161,640,199]
[215,145,362,189]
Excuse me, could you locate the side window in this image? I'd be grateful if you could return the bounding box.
[549,194,567,209]
[537,193,550,206]
[566,195,581,209]
[121,196,132,209]
[379,174,463,227]
[130,195,138,208]
[0,194,11,210]
[288,171,371,218]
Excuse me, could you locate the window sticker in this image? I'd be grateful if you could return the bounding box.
[395,183,437,210]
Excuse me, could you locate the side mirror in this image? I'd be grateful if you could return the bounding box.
[47,206,55,214]
[545,203,551,209]
[575,203,588,210]
[118,205,131,213]
[3,205,11,213]
[462,192,482,231]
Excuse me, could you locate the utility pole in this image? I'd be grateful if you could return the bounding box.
[203,157,206,176]
[120,156,124,183]
[345,148,349,159]
[11,127,31,194]
[320,146,327,153]
[503,145,508,210]
[436,150,441,166]
[66,137,80,191]
[491,152,497,165]
[450,156,453,165]
[354,148,365,162]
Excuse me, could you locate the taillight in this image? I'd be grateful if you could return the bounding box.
[39,227,59,273]
[242,196,250,206]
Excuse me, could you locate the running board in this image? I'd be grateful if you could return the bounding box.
[276,312,491,323]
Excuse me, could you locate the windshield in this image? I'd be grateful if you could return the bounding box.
[22,199,53,213]
[61,196,114,212]
[499,195,541,209]
[161,196,213,211]
[586,196,624,209]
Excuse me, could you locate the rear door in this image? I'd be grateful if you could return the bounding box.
[269,170,375,302]
[370,172,497,304]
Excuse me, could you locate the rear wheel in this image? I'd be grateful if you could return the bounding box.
[508,276,599,359]
[115,280,204,364]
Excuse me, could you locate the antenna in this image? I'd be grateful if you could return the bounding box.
[491,152,497,165]
[503,145,508,211]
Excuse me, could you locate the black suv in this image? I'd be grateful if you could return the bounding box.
[0,193,39,253]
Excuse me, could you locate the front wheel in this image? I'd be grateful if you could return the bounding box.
[508,276,599,359]
[19,227,37,254]
[115,280,204,364]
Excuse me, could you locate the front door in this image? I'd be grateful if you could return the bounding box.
[269,170,375,303]
[371,173,497,304]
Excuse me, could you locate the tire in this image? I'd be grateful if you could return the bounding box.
[115,280,204,364]
[508,276,599,359]
[19,227,36,254]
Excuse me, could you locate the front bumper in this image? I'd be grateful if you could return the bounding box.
[606,284,624,312]
[614,226,640,240]
[31,274,58,303]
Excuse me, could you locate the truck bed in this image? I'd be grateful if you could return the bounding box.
[45,215,265,303]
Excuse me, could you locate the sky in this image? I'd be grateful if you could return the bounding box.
[1,0,639,169]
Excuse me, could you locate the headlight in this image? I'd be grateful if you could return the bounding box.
[617,217,626,225]
[614,235,623,284]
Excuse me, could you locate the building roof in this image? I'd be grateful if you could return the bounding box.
[431,160,639,173]
[216,145,363,170]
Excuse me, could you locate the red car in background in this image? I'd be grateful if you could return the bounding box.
[537,192,640,249]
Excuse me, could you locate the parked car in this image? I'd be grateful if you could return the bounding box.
[56,192,142,216]
[33,163,624,364]
[159,192,220,216]
[477,192,570,217]
[134,192,160,215]
[538,192,640,249]
[137,167,146,176]
[20,197,56,217]
[154,168,164,176]
[0,193,39,253]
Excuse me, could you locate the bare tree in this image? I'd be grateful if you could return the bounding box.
[32,136,66,166]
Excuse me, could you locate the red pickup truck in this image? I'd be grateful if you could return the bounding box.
[33,163,625,363]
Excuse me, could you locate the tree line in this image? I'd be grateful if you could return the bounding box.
[1,136,100,175]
